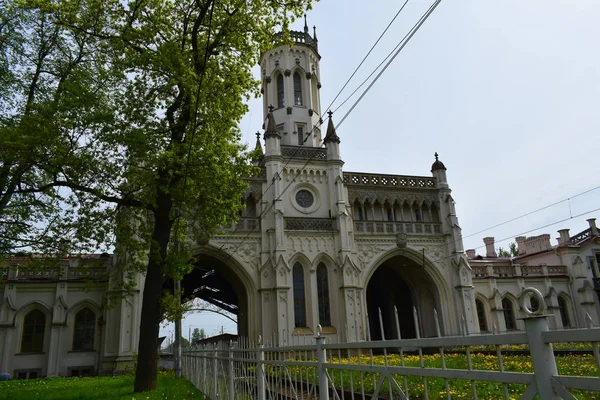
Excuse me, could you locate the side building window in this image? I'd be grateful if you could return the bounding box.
[502,298,516,330]
[73,308,96,351]
[557,296,571,328]
[316,264,331,326]
[21,309,46,353]
[277,74,284,108]
[475,299,488,332]
[293,263,307,328]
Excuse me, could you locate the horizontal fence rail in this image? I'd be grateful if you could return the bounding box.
[182,288,600,400]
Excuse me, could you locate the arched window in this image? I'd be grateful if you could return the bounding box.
[73,308,96,351]
[558,296,571,328]
[293,72,302,106]
[276,74,284,108]
[475,299,488,332]
[502,298,516,330]
[316,264,331,326]
[293,263,307,327]
[21,309,46,353]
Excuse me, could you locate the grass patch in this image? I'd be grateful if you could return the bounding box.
[0,370,204,400]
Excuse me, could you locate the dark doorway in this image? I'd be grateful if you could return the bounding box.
[366,264,416,340]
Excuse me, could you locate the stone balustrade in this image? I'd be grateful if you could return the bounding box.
[570,228,592,244]
[1,258,109,282]
[354,221,442,235]
[470,264,568,279]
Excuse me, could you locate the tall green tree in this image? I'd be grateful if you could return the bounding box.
[1,0,315,392]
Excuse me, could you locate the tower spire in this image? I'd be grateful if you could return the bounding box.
[323,111,340,144]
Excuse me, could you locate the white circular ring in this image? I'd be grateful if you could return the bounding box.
[520,287,546,316]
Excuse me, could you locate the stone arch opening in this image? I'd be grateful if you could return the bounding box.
[366,254,441,340]
[173,252,255,339]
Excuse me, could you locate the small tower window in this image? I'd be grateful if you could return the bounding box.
[293,263,307,328]
[297,125,304,145]
[277,74,284,108]
[293,72,303,106]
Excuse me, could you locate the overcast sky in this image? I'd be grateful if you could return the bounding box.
[163,0,600,341]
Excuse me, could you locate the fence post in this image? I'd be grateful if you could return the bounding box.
[212,344,218,400]
[315,325,329,400]
[521,287,561,400]
[256,336,266,400]
[202,345,207,396]
[228,341,235,400]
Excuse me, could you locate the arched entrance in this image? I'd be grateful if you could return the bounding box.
[366,254,441,340]
[175,252,255,338]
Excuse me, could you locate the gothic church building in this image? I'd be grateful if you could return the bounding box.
[2,26,600,377]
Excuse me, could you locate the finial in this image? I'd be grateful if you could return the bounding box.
[313,25,318,41]
[304,14,308,33]
[255,131,261,140]
[268,104,274,113]
[434,152,439,161]
[327,110,333,118]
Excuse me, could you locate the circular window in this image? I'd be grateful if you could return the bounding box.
[295,189,314,208]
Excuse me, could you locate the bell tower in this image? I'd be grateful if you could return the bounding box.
[260,16,322,147]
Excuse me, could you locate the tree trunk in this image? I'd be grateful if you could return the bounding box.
[134,203,173,392]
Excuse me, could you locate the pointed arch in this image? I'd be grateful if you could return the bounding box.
[21,309,46,353]
[293,262,307,328]
[502,296,517,330]
[557,294,572,328]
[316,263,331,326]
[276,72,285,108]
[73,308,96,351]
[474,296,489,332]
[293,71,303,106]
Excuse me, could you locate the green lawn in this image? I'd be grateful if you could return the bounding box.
[0,371,204,400]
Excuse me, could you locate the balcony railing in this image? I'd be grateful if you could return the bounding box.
[285,218,336,231]
[354,221,442,235]
[343,172,436,188]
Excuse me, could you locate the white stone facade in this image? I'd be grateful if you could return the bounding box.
[2,30,600,378]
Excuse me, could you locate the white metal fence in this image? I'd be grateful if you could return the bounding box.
[182,288,600,400]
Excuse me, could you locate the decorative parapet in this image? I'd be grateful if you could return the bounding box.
[343,172,436,188]
[471,264,568,279]
[570,228,592,244]
[285,218,336,231]
[273,30,319,53]
[281,145,327,160]
[221,218,259,233]
[354,221,442,235]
